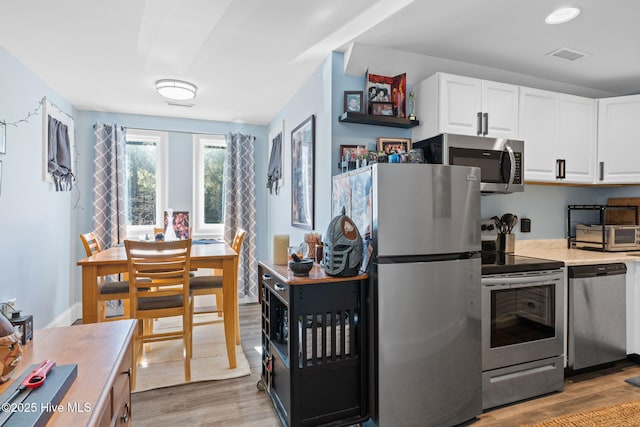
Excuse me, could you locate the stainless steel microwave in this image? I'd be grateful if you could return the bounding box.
[413,133,524,194]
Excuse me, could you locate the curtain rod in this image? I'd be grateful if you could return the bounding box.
[92,123,224,136]
[126,126,226,136]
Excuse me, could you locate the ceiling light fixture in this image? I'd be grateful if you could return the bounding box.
[545,7,581,24]
[155,79,197,100]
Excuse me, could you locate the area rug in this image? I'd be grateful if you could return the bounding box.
[519,399,640,426]
[132,314,251,393]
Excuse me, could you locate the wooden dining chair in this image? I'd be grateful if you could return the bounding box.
[80,231,132,322]
[189,229,246,335]
[125,238,193,389]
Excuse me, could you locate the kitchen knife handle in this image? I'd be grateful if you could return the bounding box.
[483,112,488,136]
[477,112,482,135]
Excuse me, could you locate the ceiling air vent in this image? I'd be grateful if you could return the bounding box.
[165,101,194,108]
[546,47,590,62]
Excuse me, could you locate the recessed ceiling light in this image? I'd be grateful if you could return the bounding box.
[545,7,581,24]
[155,79,197,100]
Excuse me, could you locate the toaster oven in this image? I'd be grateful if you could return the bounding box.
[575,224,640,251]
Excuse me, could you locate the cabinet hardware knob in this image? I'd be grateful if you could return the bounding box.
[599,161,604,181]
[483,112,488,136]
[477,112,482,135]
[120,402,130,423]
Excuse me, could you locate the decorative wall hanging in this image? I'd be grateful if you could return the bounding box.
[42,97,75,191]
[291,115,315,229]
[267,120,284,195]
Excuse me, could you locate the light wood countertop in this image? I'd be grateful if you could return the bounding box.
[515,239,640,265]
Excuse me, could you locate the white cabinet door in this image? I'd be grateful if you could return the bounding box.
[598,95,640,184]
[417,73,519,140]
[519,87,558,181]
[438,74,483,136]
[557,94,596,183]
[520,87,596,183]
[482,80,519,139]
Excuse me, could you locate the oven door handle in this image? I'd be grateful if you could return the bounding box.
[482,275,561,287]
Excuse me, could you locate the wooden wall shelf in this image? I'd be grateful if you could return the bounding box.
[338,112,419,129]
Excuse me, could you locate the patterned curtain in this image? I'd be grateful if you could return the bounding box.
[225,132,257,300]
[93,123,126,248]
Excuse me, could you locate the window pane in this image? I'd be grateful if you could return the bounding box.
[126,140,157,226]
[204,144,225,224]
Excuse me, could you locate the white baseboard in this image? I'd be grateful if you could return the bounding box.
[45,303,82,328]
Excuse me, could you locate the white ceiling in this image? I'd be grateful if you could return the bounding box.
[1,0,639,125]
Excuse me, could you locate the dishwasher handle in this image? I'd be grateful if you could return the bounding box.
[568,263,627,279]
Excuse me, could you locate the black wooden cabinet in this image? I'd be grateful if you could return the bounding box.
[258,262,368,427]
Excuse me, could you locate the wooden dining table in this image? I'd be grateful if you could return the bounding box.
[76,241,239,368]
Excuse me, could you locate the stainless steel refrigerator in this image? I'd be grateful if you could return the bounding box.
[340,163,482,427]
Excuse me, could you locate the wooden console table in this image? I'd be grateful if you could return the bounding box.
[0,320,135,426]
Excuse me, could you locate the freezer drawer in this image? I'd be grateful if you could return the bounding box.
[482,356,564,409]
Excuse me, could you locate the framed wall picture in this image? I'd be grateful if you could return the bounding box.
[0,121,5,154]
[291,115,315,229]
[377,137,412,154]
[344,91,363,113]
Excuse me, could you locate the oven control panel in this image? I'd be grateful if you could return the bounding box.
[481,219,498,242]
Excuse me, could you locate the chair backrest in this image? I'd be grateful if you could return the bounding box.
[80,232,102,257]
[231,229,247,254]
[124,239,192,314]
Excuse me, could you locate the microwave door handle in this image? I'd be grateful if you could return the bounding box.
[504,142,516,191]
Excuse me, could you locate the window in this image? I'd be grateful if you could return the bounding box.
[124,129,167,238]
[194,134,226,236]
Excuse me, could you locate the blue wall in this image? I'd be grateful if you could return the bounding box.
[0,46,76,327]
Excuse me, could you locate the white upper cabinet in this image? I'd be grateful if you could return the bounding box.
[412,73,519,141]
[597,95,640,184]
[520,87,596,183]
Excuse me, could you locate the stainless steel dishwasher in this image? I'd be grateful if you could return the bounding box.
[568,263,627,370]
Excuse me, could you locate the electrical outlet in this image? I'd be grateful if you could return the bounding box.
[1,298,16,318]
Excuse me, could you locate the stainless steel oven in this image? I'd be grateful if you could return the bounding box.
[482,269,564,370]
[480,256,565,409]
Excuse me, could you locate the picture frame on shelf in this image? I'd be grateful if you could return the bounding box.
[377,137,412,154]
[291,115,315,229]
[364,70,407,117]
[370,102,394,116]
[344,91,363,114]
[0,121,5,154]
[339,144,358,167]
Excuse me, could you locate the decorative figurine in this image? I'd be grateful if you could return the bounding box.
[408,91,416,121]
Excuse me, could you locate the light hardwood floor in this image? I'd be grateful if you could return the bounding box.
[130,303,640,426]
